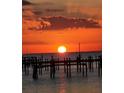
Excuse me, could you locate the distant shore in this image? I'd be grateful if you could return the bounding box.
[23,51,102,56]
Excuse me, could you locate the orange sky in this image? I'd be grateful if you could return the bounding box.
[22,0,102,54]
[22,28,102,54]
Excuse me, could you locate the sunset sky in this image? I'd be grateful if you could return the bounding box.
[22,0,102,54]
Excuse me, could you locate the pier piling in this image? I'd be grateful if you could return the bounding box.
[22,55,102,80]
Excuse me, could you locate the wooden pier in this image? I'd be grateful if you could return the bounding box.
[22,55,102,80]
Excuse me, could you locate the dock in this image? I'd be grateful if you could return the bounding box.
[22,55,102,80]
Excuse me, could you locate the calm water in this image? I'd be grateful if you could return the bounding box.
[23,51,102,60]
[22,52,102,93]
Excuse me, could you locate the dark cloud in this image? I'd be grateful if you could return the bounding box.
[28,16,101,31]
[40,2,55,6]
[45,8,64,12]
[22,0,32,6]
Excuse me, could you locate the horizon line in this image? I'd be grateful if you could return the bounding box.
[22,50,102,55]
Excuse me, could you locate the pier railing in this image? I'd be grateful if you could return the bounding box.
[22,56,102,80]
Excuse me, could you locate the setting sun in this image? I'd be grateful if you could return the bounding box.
[58,46,67,53]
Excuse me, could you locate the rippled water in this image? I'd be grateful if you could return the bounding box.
[23,66,102,93]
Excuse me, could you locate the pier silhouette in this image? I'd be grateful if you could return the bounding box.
[22,55,102,80]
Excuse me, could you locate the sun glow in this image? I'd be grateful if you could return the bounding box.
[58,46,67,53]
